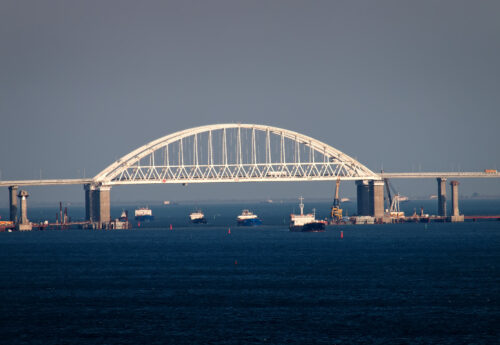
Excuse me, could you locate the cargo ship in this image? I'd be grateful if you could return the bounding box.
[236,209,262,226]
[190,210,207,224]
[134,207,154,221]
[289,197,326,232]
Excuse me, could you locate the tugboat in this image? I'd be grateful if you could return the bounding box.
[289,197,326,232]
[134,207,154,222]
[236,209,262,226]
[190,210,207,224]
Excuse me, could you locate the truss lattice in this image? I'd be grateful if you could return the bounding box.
[94,124,378,185]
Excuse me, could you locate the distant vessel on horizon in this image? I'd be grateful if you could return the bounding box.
[135,207,154,221]
[395,195,409,202]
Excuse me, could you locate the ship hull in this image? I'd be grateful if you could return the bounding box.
[289,222,326,232]
[237,218,262,226]
[135,215,154,222]
[191,218,207,224]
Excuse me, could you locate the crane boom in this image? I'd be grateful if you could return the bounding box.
[384,178,392,206]
[334,177,340,207]
[331,177,343,222]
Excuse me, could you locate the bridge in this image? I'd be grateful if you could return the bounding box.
[2,123,499,227]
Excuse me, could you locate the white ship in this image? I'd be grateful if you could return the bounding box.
[395,195,409,202]
[135,207,154,221]
[289,197,326,232]
[189,210,207,224]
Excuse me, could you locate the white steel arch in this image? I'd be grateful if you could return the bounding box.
[94,124,378,185]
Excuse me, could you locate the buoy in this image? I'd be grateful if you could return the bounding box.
[170,224,173,230]
[234,260,238,265]
[340,231,343,239]
[138,221,141,227]
[228,228,231,234]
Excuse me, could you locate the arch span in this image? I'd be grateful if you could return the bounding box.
[94,124,378,185]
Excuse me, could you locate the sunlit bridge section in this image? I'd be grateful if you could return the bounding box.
[94,124,378,185]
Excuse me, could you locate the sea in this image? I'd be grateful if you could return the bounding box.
[0,200,499,344]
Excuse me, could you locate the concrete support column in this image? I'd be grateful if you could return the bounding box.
[437,178,447,217]
[370,180,385,219]
[450,180,459,217]
[8,185,18,222]
[356,180,370,216]
[91,189,100,223]
[450,180,464,222]
[96,186,111,225]
[17,190,32,231]
[84,184,94,221]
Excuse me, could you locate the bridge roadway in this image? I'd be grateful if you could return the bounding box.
[379,172,500,179]
[0,179,94,187]
[0,172,498,187]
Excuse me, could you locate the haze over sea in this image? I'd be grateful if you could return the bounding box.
[1,200,499,344]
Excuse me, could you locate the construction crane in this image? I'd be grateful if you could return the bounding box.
[384,178,392,209]
[330,177,343,222]
[384,178,405,219]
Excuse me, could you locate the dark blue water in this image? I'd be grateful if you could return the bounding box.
[1,202,499,344]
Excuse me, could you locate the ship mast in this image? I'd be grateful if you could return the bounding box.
[299,196,304,215]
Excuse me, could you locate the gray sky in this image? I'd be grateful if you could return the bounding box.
[1,0,499,204]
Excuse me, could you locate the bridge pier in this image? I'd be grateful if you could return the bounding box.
[370,180,385,220]
[450,180,464,222]
[437,178,447,217]
[84,184,95,222]
[16,190,32,231]
[97,186,111,226]
[356,180,384,219]
[85,184,111,228]
[8,185,18,222]
[356,180,370,216]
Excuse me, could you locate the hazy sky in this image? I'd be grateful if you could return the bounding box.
[1,0,499,204]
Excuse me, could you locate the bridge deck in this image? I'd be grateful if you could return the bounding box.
[380,172,500,179]
[0,179,94,187]
[0,172,499,187]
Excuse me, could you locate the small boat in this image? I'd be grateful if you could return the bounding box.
[236,209,262,226]
[395,195,409,202]
[135,207,154,221]
[289,197,326,232]
[190,210,207,224]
